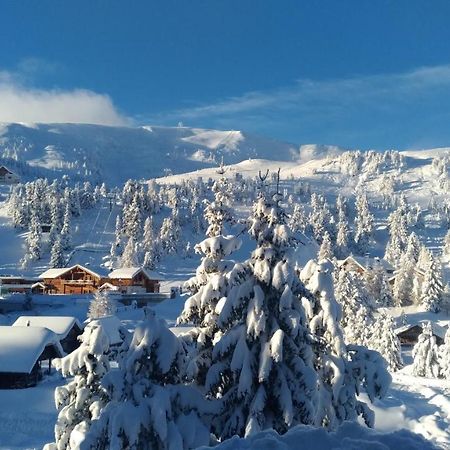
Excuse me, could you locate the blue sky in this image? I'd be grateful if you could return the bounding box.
[1,0,450,149]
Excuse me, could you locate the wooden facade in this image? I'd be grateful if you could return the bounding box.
[41,265,103,294]
[39,265,162,295]
[108,272,160,294]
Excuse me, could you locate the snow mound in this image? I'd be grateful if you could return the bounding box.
[199,422,437,450]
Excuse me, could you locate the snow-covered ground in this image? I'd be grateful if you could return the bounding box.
[0,290,448,449]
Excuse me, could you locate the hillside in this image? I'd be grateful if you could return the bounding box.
[0,123,302,185]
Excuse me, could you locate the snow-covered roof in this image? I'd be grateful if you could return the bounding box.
[85,315,123,345]
[13,316,82,340]
[108,267,164,280]
[395,321,448,339]
[39,264,103,280]
[169,325,195,337]
[340,255,394,272]
[99,282,120,291]
[0,326,63,373]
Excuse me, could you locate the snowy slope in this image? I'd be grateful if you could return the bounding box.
[0,123,299,185]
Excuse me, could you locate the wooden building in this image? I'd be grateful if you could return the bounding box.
[39,265,104,294]
[0,166,19,184]
[0,326,63,388]
[107,267,162,294]
[339,255,395,276]
[395,322,447,346]
[0,276,42,295]
[13,316,83,354]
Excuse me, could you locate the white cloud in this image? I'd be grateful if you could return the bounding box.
[158,64,450,121]
[0,67,129,126]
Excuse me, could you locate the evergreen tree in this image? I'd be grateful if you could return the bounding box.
[44,322,110,450]
[206,195,318,438]
[178,179,242,383]
[412,322,440,378]
[353,193,374,253]
[159,214,181,255]
[288,203,307,234]
[318,231,333,261]
[120,236,138,268]
[50,236,65,268]
[60,203,72,251]
[335,214,350,258]
[83,313,211,450]
[420,252,444,313]
[443,229,450,257]
[22,212,42,266]
[364,261,393,307]
[392,252,415,307]
[438,328,450,380]
[88,291,116,320]
[369,311,403,372]
[301,260,390,428]
[384,207,408,266]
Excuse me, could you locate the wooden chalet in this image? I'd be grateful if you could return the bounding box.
[0,166,19,184]
[13,316,83,354]
[39,265,104,294]
[396,322,447,346]
[339,255,395,276]
[0,275,43,295]
[0,326,63,388]
[107,267,162,294]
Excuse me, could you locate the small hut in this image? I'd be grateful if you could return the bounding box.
[0,326,63,388]
[395,322,447,346]
[13,316,83,354]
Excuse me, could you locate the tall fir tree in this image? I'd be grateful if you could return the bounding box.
[412,322,440,378]
[420,252,444,313]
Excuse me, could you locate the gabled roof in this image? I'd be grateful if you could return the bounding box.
[395,321,447,340]
[0,166,13,176]
[13,316,82,340]
[0,326,63,373]
[39,264,103,280]
[340,255,394,272]
[108,267,164,281]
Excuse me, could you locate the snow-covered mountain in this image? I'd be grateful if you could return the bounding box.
[0,123,308,185]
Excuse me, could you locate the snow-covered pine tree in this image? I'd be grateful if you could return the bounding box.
[178,175,242,383]
[83,312,211,450]
[318,231,333,261]
[205,193,318,439]
[88,291,116,320]
[353,193,374,254]
[141,216,160,269]
[120,236,138,268]
[369,311,403,372]
[288,203,307,234]
[301,260,390,428]
[159,213,181,255]
[60,203,72,251]
[335,214,350,258]
[392,252,415,307]
[109,215,123,268]
[50,236,65,268]
[22,211,42,266]
[384,207,408,267]
[412,321,440,378]
[364,260,393,307]
[420,252,444,313]
[439,328,450,380]
[44,322,110,450]
[443,229,450,257]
